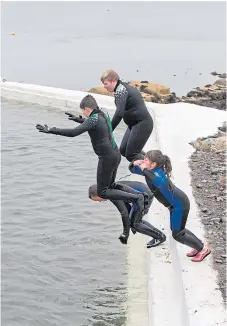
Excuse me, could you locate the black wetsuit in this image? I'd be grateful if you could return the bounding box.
[112,80,153,162]
[111,180,165,240]
[129,164,204,251]
[40,108,145,205]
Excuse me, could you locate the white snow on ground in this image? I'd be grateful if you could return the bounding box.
[1,81,226,326]
[145,103,226,326]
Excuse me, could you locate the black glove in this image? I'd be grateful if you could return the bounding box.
[36,124,55,134]
[65,112,85,124]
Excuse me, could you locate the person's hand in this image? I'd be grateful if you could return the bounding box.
[65,112,85,124]
[133,159,144,166]
[36,124,51,133]
[139,162,148,171]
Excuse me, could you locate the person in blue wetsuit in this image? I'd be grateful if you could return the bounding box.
[36,94,147,215]
[88,180,166,247]
[101,69,153,162]
[129,150,211,262]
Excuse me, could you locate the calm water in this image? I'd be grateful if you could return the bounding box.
[1,99,130,326]
[1,1,226,96]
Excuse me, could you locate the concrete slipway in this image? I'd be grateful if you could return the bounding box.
[1,81,226,326]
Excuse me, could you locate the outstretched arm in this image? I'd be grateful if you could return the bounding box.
[36,114,98,137]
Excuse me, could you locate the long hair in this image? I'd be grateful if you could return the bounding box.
[145,150,174,191]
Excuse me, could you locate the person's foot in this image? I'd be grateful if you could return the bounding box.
[131,228,137,235]
[191,247,211,262]
[147,234,166,248]
[186,248,199,257]
[118,233,129,244]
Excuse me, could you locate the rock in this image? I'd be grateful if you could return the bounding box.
[211,168,220,175]
[180,77,226,110]
[190,136,226,153]
[211,71,218,76]
[88,87,113,97]
[140,84,170,95]
[211,218,221,222]
[216,260,224,264]
[218,176,226,187]
[218,121,226,133]
[88,80,178,104]
[219,73,227,78]
[216,196,224,202]
[221,255,227,258]
[196,184,202,188]
[214,78,227,86]
[201,208,208,212]
[207,194,216,198]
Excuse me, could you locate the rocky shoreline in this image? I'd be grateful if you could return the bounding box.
[189,122,226,304]
[88,71,226,110]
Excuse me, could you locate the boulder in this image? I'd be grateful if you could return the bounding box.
[219,73,227,79]
[190,123,226,153]
[180,75,226,110]
[88,87,113,97]
[88,80,175,104]
[214,78,227,86]
[129,80,170,95]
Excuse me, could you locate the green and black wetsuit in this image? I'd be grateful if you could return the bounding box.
[46,108,145,205]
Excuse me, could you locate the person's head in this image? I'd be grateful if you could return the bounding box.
[101,69,119,92]
[80,94,98,117]
[88,184,106,202]
[144,150,172,177]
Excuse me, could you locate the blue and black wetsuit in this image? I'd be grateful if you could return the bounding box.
[112,80,153,162]
[111,180,165,241]
[129,164,204,251]
[45,108,145,206]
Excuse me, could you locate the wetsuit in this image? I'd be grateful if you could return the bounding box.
[36,108,145,208]
[129,164,204,251]
[111,180,166,242]
[112,80,153,162]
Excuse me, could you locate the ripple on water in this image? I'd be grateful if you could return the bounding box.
[2,99,129,326]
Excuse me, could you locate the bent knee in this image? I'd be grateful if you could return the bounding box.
[172,229,184,240]
[119,146,126,157]
[97,187,106,198]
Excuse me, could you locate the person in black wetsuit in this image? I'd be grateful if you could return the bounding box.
[129,150,211,262]
[36,94,147,215]
[101,69,153,162]
[88,180,166,247]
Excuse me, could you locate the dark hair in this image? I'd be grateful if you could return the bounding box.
[145,150,173,192]
[88,184,98,199]
[145,150,172,178]
[80,94,98,110]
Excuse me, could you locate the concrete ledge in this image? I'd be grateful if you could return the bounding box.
[1,81,226,326]
[1,81,115,113]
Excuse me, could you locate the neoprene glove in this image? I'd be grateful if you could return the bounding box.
[36,124,56,134]
[65,112,85,124]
